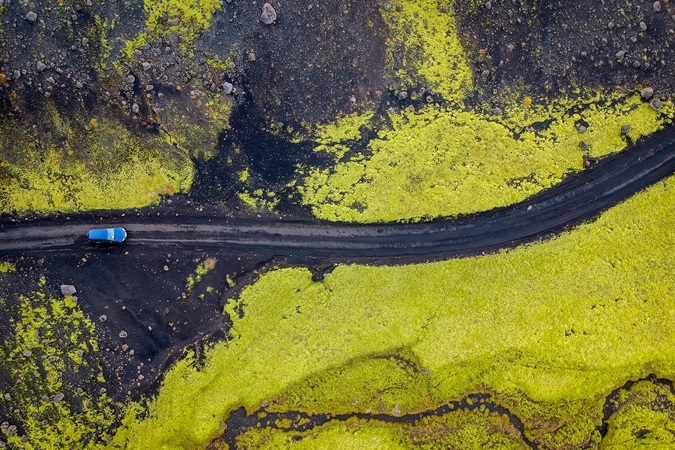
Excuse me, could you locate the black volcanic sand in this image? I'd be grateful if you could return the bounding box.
[453,0,675,103]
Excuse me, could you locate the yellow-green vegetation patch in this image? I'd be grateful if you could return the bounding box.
[0,261,16,273]
[0,109,194,215]
[156,91,233,159]
[113,172,675,448]
[0,278,114,448]
[234,411,530,450]
[298,94,673,222]
[382,0,473,103]
[185,257,217,295]
[237,189,279,213]
[122,0,222,57]
[602,381,675,447]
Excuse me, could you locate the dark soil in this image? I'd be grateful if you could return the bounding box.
[454,0,675,104]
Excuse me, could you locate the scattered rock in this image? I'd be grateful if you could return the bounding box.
[98,315,107,322]
[75,81,83,89]
[36,61,46,72]
[163,265,169,272]
[142,62,151,71]
[639,21,648,32]
[493,107,503,115]
[119,331,128,338]
[122,344,129,351]
[485,1,492,9]
[53,393,64,403]
[260,3,277,25]
[22,350,32,357]
[222,81,233,94]
[145,84,154,91]
[615,50,627,61]
[621,125,631,134]
[46,76,55,84]
[640,87,654,100]
[132,103,140,114]
[577,124,587,133]
[25,11,37,22]
[654,1,662,12]
[81,37,89,46]
[383,3,392,11]
[580,141,589,151]
[650,98,663,110]
[125,74,135,84]
[248,51,256,62]
[398,90,408,100]
[60,285,76,295]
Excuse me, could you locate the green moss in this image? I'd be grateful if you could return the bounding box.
[0,281,114,449]
[382,0,473,103]
[185,258,217,294]
[298,94,673,222]
[235,410,530,450]
[0,110,194,215]
[0,262,16,273]
[122,0,222,58]
[157,92,233,160]
[238,189,279,213]
[112,172,675,448]
[602,381,675,448]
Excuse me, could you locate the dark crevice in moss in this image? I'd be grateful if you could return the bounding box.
[218,393,538,450]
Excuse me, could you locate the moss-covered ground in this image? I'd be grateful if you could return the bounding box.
[0,110,194,214]
[295,0,675,222]
[111,168,675,448]
[0,277,115,449]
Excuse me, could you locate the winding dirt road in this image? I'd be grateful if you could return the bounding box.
[2,125,675,262]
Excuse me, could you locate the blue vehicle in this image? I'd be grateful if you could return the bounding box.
[87,227,127,243]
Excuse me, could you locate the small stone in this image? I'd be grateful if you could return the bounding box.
[485,1,492,9]
[621,125,631,134]
[125,74,135,84]
[60,285,76,295]
[650,98,663,110]
[53,393,64,403]
[25,11,37,22]
[81,37,89,46]
[119,330,128,338]
[493,107,503,115]
[398,90,408,100]
[3,393,9,400]
[639,21,647,31]
[76,349,84,357]
[36,61,47,72]
[608,21,615,29]
[577,124,587,133]
[396,4,402,11]
[640,87,654,100]
[383,3,391,11]
[615,50,627,61]
[654,1,662,12]
[132,103,139,114]
[163,265,169,271]
[121,344,129,351]
[75,81,83,89]
[145,84,154,91]
[260,3,277,24]
[222,81,233,94]
[142,62,151,71]
[248,51,256,62]
[46,77,55,84]
[580,141,589,151]
[13,70,20,79]
[138,374,145,381]
[98,315,107,322]
[7,425,16,435]
[22,350,32,357]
